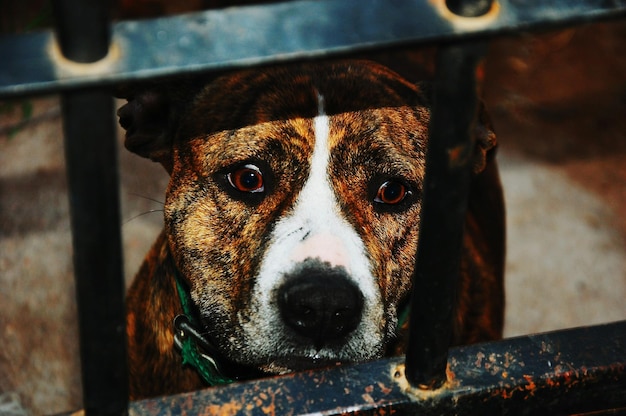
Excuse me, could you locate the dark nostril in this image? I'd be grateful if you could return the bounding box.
[278,271,364,348]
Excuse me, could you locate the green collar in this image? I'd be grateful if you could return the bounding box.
[173,271,235,386]
[397,301,411,331]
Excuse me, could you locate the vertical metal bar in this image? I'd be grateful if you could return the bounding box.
[404,0,492,386]
[404,40,488,389]
[445,0,493,17]
[62,91,129,415]
[52,0,111,63]
[53,1,128,414]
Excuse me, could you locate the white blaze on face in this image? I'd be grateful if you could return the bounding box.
[241,93,385,363]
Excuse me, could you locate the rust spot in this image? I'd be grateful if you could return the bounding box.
[503,352,514,369]
[522,374,537,396]
[545,376,561,388]
[261,404,276,415]
[500,387,515,400]
[445,364,456,383]
[475,351,485,367]
[206,400,243,415]
[362,393,375,404]
[260,388,278,416]
[378,381,392,395]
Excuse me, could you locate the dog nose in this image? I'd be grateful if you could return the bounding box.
[278,272,364,348]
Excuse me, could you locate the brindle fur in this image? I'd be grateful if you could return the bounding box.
[119,61,504,399]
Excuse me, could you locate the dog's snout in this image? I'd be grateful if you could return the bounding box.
[278,272,364,348]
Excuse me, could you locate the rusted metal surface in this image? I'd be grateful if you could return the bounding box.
[1,0,626,98]
[128,321,626,415]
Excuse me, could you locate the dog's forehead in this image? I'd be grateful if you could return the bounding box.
[176,61,427,141]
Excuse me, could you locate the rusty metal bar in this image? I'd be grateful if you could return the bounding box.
[2,0,626,98]
[127,321,626,415]
[53,1,129,415]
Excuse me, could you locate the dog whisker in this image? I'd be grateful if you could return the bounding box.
[123,209,164,225]
[127,192,165,206]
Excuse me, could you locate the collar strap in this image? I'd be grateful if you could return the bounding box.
[397,301,411,331]
[173,271,235,386]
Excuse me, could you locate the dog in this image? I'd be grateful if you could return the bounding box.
[118,60,505,399]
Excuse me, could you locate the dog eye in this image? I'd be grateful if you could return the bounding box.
[227,164,265,193]
[374,180,410,205]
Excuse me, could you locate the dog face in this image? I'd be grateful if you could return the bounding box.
[119,61,496,375]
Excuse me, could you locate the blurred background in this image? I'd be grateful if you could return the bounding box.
[1,2,625,414]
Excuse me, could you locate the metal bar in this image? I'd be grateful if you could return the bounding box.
[126,321,626,415]
[1,0,625,98]
[62,90,129,416]
[445,0,493,17]
[52,0,111,63]
[404,39,488,388]
[403,0,494,391]
[53,1,129,415]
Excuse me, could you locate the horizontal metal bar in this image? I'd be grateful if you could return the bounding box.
[126,321,626,415]
[1,0,625,98]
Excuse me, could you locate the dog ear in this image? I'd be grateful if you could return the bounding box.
[117,86,177,173]
[472,101,497,175]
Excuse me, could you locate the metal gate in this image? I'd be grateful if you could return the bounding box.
[1,0,625,414]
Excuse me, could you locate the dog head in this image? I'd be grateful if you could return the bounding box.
[118,61,496,374]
